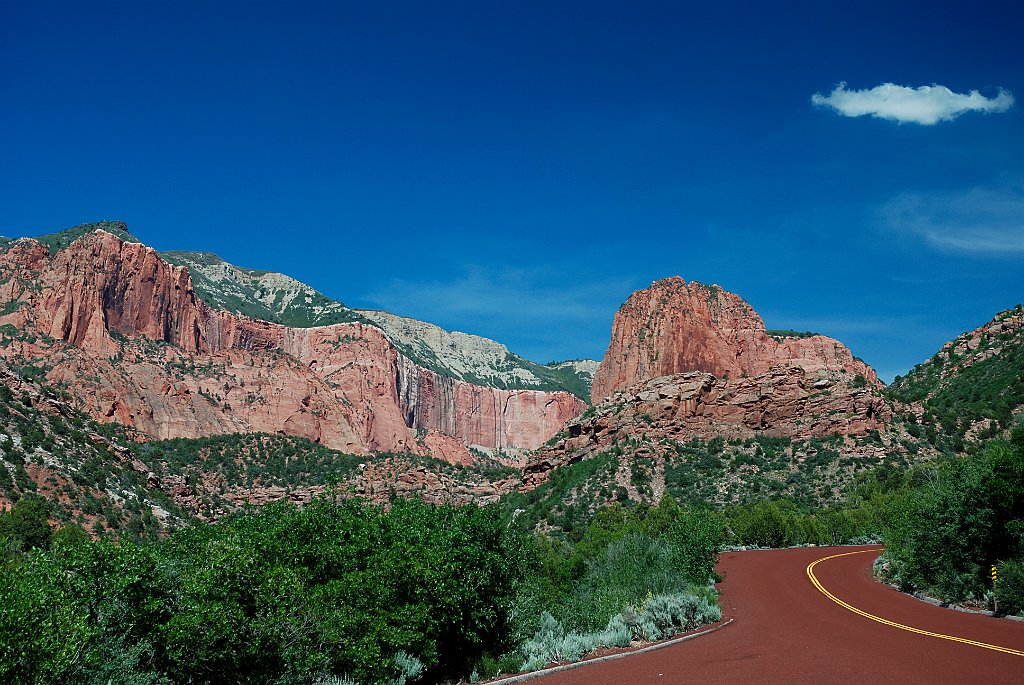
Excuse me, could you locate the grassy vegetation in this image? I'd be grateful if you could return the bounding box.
[509,498,721,674]
[161,250,372,329]
[32,221,140,255]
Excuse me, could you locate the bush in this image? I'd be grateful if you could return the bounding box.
[0,494,528,685]
[510,496,723,674]
[881,438,1024,602]
[620,592,721,641]
[667,508,724,583]
[995,559,1024,616]
[518,590,720,672]
[727,500,797,548]
[0,494,53,554]
[560,532,679,631]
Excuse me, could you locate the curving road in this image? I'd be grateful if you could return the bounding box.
[533,546,1024,684]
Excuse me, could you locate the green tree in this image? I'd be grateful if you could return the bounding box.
[883,436,1024,601]
[0,494,53,554]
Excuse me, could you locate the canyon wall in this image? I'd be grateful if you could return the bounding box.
[525,276,889,489]
[591,277,879,402]
[0,231,584,461]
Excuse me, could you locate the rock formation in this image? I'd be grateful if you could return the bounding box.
[0,230,584,462]
[524,368,891,489]
[591,277,879,402]
[526,277,891,489]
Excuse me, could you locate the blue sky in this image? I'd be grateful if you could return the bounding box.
[2,1,1022,381]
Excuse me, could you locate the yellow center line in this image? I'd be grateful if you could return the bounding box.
[806,549,1024,657]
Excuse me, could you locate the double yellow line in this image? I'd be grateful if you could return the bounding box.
[806,549,1024,657]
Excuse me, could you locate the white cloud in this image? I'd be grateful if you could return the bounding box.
[883,185,1024,254]
[811,82,1014,125]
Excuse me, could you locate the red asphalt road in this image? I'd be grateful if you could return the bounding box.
[533,546,1024,684]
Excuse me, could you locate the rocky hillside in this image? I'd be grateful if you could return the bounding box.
[526,368,892,486]
[886,305,1024,445]
[356,309,598,399]
[0,360,519,533]
[162,242,594,401]
[0,224,584,462]
[0,360,188,536]
[544,359,600,400]
[523,277,908,506]
[161,249,368,328]
[591,277,878,402]
[518,296,1024,521]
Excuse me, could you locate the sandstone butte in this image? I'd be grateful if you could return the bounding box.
[0,231,585,464]
[525,277,891,489]
[590,276,880,402]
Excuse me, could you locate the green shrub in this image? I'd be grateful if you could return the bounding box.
[881,438,1024,602]
[518,590,720,672]
[561,533,680,631]
[727,499,797,548]
[0,494,528,685]
[620,591,721,642]
[994,559,1024,616]
[0,494,53,554]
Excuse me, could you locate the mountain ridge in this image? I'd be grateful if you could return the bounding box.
[161,243,597,400]
[0,227,584,461]
[2,222,599,401]
[2,222,1022,535]
[886,304,1024,447]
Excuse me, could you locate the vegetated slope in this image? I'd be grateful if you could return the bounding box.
[162,245,594,400]
[0,361,189,536]
[0,224,584,459]
[0,360,522,531]
[357,309,598,400]
[134,432,521,521]
[515,277,936,528]
[31,220,141,255]
[886,305,1024,448]
[544,359,600,401]
[523,372,902,506]
[161,249,370,328]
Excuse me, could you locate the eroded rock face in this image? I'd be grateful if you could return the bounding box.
[524,368,892,490]
[590,277,879,402]
[396,354,586,451]
[0,231,584,462]
[524,276,890,490]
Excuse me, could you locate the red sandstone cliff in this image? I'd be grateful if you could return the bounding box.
[0,231,584,462]
[524,368,893,489]
[590,277,879,402]
[523,277,891,489]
